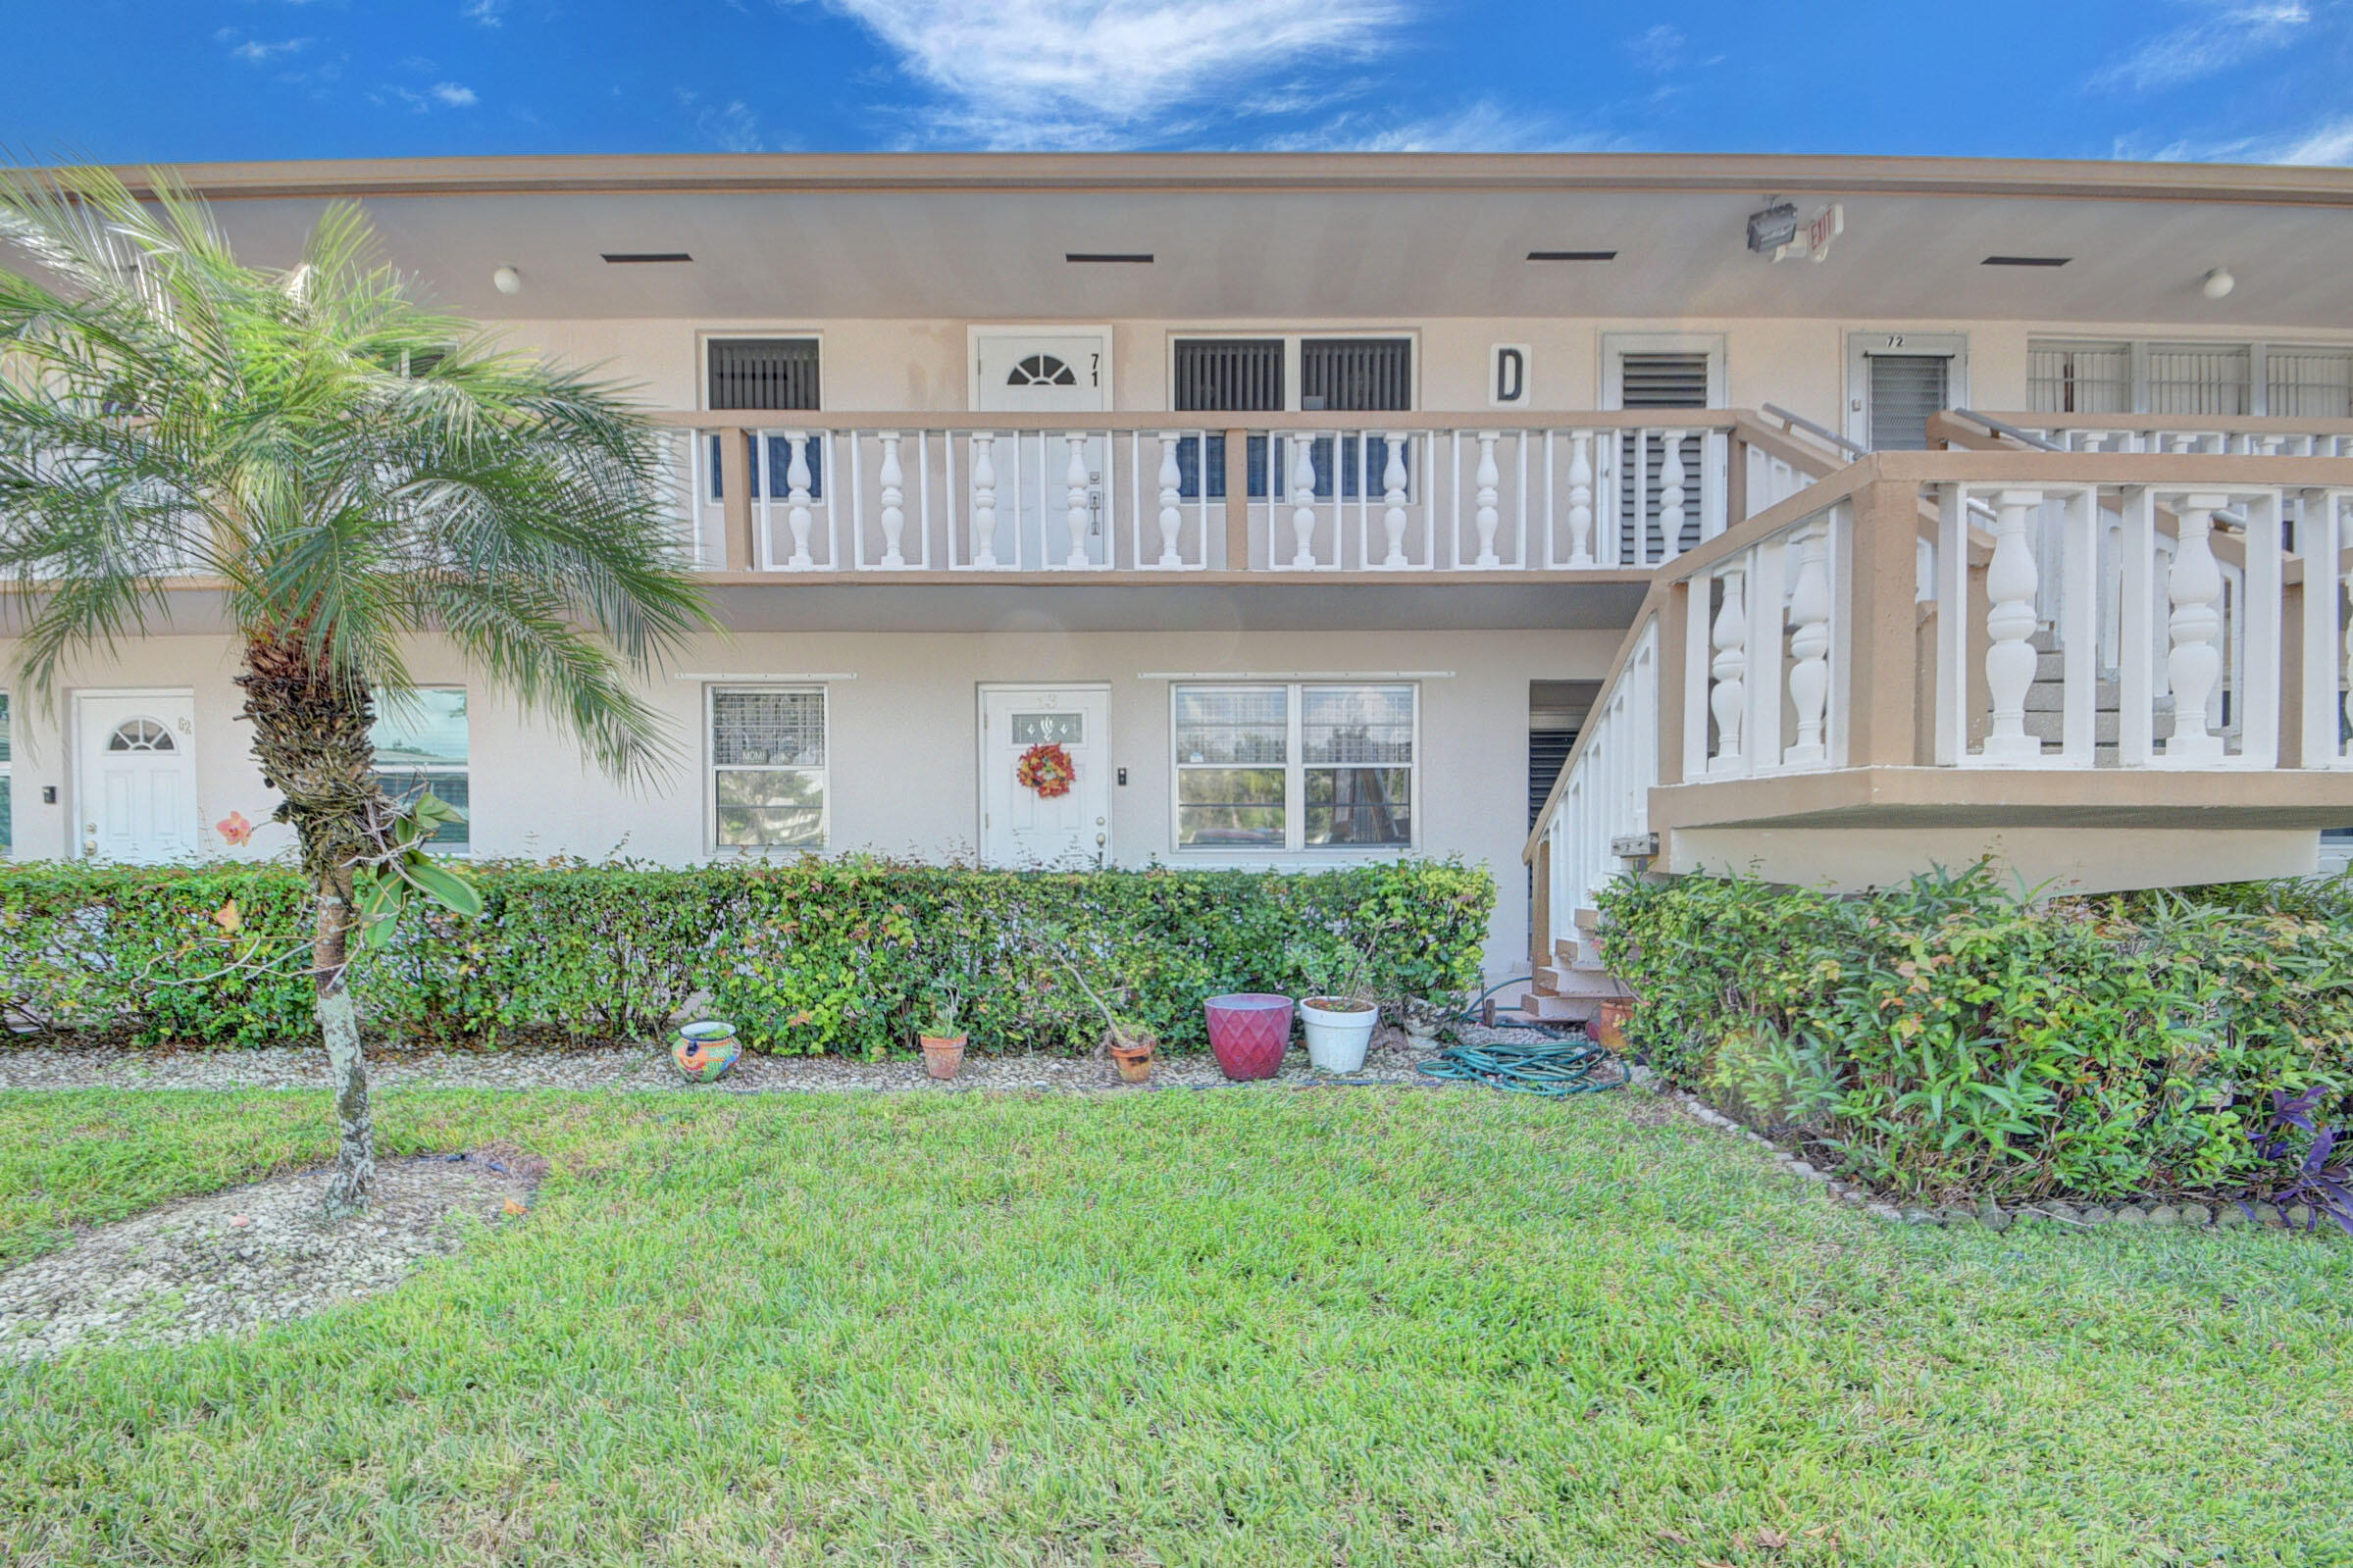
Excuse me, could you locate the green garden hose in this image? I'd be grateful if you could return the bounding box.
[1416,1037,1627,1097]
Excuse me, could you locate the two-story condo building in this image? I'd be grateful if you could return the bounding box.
[5,152,2352,987]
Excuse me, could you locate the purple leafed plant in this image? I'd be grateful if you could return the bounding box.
[2243,1087,2353,1237]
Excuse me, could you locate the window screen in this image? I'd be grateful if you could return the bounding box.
[710,688,826,848]
[707,338,821,411]
[370,688,469,850]
[2027,339,2131,415]
[1173,683,1415,852]
[2268,347,2353,420]
[1867,354,1951,451]
[2148,342,2251,417]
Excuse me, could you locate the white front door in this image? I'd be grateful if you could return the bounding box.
[979,684,1111,869]
[77,690,199,863]
[973,329,1112,566]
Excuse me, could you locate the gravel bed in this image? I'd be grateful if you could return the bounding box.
[0,1028,1577,1095]
[0,1153,539,1364]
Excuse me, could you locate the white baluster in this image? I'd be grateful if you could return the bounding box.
[1063,433,1092,568]
[1981,487,2045,761]
[1381,434,1409,568]
[1709,567,1748,773]
[1565,430,1595,567]
[784,433,814,569]
[1154,433,1185,568]
[1658,430,1687,561]
[1784,526,1832,766]
[969,432,998,567]
[2164,492,2228,763]
[1472,432,1502,567]
[1289,437,1319,568]
[876,431,905,569]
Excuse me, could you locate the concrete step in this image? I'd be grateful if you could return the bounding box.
[1523,991,1606,1024]
[1534,964,1630,1000]
[1553,936,1610,972]
[2023,678,2123,713]
[1572,906,1600,936]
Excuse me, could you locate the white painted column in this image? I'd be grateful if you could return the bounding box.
[1981,487,2045,761]
[1565,430,1595,567]
[1783,526,1832,766]
[1471,432,1502,567]
[1155,433,1185,567]
[876,431,906,569]
[1381,434,1409,568]
[1658,430,1687,562]
[2163,492,2228,764]
[1289,437,1319,568]
[1709,567,1748,774]
[784,432,815,569]
[969,432,999,568]
[1063,432,1093,568]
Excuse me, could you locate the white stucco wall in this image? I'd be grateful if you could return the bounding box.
[0,626,1616,979]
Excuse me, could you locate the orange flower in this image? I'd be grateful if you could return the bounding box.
[216,811,255,846]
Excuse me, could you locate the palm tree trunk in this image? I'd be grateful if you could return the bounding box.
[236,635,386,1219]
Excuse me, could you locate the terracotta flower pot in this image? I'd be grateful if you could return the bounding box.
[919,1033,967,1080]
[1203,993,1292,1080]
[1108,1037,1155,1084]
[1593,998,1635,1052]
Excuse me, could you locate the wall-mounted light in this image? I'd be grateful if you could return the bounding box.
[2202,267,2235,300]
[492,265,523,295]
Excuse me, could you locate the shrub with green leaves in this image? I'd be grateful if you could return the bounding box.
[1598,866,2353,1202]
[0,857,1492,1056]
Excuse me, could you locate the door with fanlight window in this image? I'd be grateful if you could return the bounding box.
[979,684,1109,868]
[973,329,1112,566]
[76,690,199,863]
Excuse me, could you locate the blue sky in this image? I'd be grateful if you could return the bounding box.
[6,1,2352,164]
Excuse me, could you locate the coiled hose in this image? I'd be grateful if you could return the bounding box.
[1416,1037,1627,1096]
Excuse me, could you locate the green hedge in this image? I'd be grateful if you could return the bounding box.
[1598,867,2353,1202]
[0,858,1494,1056]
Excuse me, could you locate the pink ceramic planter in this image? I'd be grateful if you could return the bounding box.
[1203,993,1292,1080]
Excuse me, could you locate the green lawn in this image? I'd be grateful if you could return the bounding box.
[2,1087,2348,1567]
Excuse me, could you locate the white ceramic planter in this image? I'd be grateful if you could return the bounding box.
[1300,997,1377,1073]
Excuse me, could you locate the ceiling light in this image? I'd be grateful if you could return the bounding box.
[600,252,693,264]
[491,265,523,295]
[2202,267,2236,299]
[1527,250,1616,262]
[1982,255,2070,267]
[1065,253,1152,264]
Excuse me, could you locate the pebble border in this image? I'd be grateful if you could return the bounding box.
[1661,1084,2339,1237]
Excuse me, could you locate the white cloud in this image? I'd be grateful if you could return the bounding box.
[2122,113,2353,165]
[429,80,480,107]
[463,0,508,23]
[2090,2,2310,92]
[372,80,483,113]
[1263,98,1616,154]
[2277,116,2353,163]
[1625,23,1683,73]
[230,36,311,63]
[787,0,1408,147]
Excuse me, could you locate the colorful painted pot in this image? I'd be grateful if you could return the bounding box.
[672,1021,742,1082]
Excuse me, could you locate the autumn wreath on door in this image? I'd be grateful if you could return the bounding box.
[1015,741,1076,798]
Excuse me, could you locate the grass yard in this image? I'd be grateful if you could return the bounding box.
[1,1086,2348,1567]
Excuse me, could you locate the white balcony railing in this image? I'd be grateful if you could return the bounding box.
[657,412,1843,576]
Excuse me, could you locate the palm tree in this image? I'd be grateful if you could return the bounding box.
[0,167,712,1215]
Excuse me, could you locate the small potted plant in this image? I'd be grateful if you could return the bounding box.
[1044,943,1157,1085]
[917,984,968,1080]
[1291,937,1380,1074]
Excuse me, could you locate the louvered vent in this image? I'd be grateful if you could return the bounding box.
[708,338,821,411]
[1173,339,1284,412]
[1867,355,1951,451]
[2268,347,2353,419]
[2148,342,2251,417]
[1528,729,1577,828]
[1617,352,1712,562]
[1301,338,1411,412]
[2027,339,2131,415]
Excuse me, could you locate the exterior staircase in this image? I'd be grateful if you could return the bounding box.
[2021,630,2172,766]
[1524,905,1630,1024]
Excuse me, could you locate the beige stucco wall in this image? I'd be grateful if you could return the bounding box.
[0,627,1618,979]
[487,312,2353,428]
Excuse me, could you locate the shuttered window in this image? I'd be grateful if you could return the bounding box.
[2148,342,2251,417]
[1867,354,1951,451]
[1300,338,1410,412]
[2268,347,2353,419]
[1616,351,1713,561]
[1173,339,1284,414]
[2027,339,2131,414]
[707,338,821,411]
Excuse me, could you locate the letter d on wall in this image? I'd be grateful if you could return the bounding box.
[1490,344,1530,408]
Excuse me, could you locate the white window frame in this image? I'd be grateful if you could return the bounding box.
[1168,682,1420,858]
[705,683,831,856]
[970,325,1116,411]
[1843,330,1970,449]
[1161,329,1421,413]
[697,330,827,412]
[1598,331,1727,410]
[2023,335,2353,417]
[369,685,471,857]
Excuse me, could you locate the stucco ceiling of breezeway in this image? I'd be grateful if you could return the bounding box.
[116,152,2353,329]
